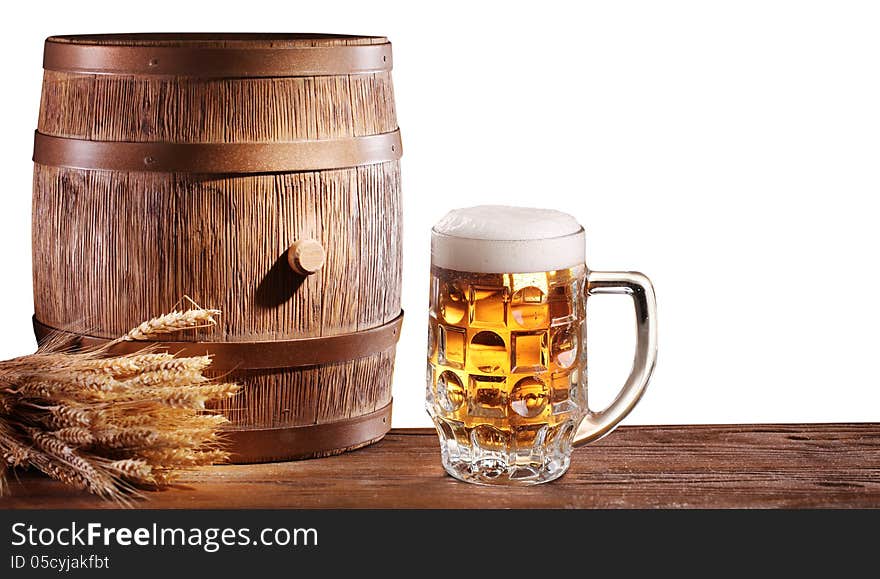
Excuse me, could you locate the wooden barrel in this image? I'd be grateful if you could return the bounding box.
[31,33,402,463]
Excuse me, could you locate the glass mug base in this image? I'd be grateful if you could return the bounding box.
[441,456,571,486]
[432,415,576,486]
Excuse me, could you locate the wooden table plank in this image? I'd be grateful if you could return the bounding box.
[2,424,879,509]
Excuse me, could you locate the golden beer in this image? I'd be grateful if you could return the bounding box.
[427,261,587,483]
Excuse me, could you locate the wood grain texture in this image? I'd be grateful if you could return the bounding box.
[32,164,401,340]
[32,35,402,456]
[2,424,878,509]
[38,72,397,141]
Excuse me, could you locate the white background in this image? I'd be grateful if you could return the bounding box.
[1,1,878,427]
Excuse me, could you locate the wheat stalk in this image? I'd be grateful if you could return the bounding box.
[111,304,220,345]
[0,304,239,502]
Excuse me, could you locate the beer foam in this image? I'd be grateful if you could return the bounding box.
[432,205,585,273]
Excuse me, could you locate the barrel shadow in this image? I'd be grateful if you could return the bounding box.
[254,250,306,309]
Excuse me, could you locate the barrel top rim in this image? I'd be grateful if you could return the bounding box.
[45,33,389,48]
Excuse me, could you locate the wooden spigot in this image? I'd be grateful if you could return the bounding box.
[288,239,326,275]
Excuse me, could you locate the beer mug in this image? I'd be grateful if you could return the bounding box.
[426,206,657,485]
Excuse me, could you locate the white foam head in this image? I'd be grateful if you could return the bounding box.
[431,205,585,273]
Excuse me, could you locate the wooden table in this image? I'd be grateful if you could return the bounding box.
[3,424,879,509]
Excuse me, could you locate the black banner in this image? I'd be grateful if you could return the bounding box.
[0,509,875,576]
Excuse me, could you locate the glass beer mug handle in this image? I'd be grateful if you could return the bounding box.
[573,271,658,446]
